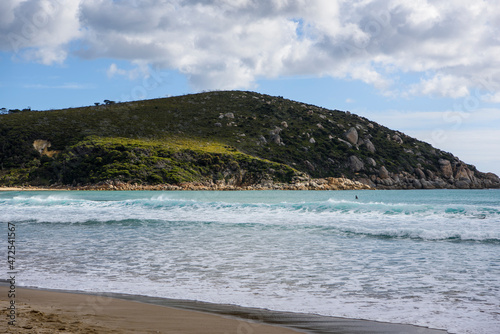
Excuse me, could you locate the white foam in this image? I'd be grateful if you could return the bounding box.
[2,190,500,334]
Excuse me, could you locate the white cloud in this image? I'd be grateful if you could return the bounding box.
[482,92,500,104]
[106,62,150,80]
[409,74,470,98]
[0,0,82,64]
[2,0,500,98]
[107,63,126,78]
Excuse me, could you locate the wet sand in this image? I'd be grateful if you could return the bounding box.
[0,286,448,333]
[0,286,301,333]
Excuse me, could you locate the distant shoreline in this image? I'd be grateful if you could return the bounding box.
[2,184,500,191]
[0,177,372,191]
[0,187,70,191]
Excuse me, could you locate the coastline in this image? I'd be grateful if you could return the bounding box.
[0,187,68,191]
[0,286,448,333]
[0,177,371,191]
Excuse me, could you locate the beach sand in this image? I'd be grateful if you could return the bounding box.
[0,286,302,333]
[0,286,449,333]
[0,187,52,191]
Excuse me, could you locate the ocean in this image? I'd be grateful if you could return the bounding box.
[1,189,499,333]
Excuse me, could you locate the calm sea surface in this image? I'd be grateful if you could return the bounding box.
[1,189,499,333]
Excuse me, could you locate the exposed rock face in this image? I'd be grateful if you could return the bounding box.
[33,140,51,154]
[379,166,390,179]
[366,158,376,167]
[484,173,500,188]
[32,176,372,191]
[439,159,453,179]
[486,173,500,181]
[349,155,364,172]
[415,168,426,179]
[392,134,403,144]
[272,135,283,145]
[455,180,470,189]
[269,127,284,145]
[355,159,500,190]
[344,127,358,146]
[455,163,473,181]
[33,140,60,157]
[338,138,352,148]
[365,139,376,153]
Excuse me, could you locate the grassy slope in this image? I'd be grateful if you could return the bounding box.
[0,90,471,187]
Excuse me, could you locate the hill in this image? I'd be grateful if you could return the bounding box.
[1,91,498,189]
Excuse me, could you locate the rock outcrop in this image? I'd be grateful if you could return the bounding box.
[364,139,376,153]
[269,126,285,146]
[439,159,454,179]
[27,177,372,191]
[349,155,364,172]
[33,140,60,157]
[33,139,51,154]
[356,158,500,189]
[344,127,358,146]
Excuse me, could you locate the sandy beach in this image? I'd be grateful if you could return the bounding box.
[0,286,449,333]
[0,187,65,191]
[0,286,302,333]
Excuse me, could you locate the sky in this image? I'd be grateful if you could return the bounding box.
[1,0,500,175]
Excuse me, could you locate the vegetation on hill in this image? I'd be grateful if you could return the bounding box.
[0,91,498,189]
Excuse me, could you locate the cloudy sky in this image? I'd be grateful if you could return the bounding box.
[1,0,500,175]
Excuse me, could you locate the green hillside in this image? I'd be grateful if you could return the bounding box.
[1,91,498,189]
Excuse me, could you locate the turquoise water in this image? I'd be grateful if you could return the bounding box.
[1,189,499,333]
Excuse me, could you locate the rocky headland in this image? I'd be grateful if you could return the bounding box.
[1,91,498,190]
